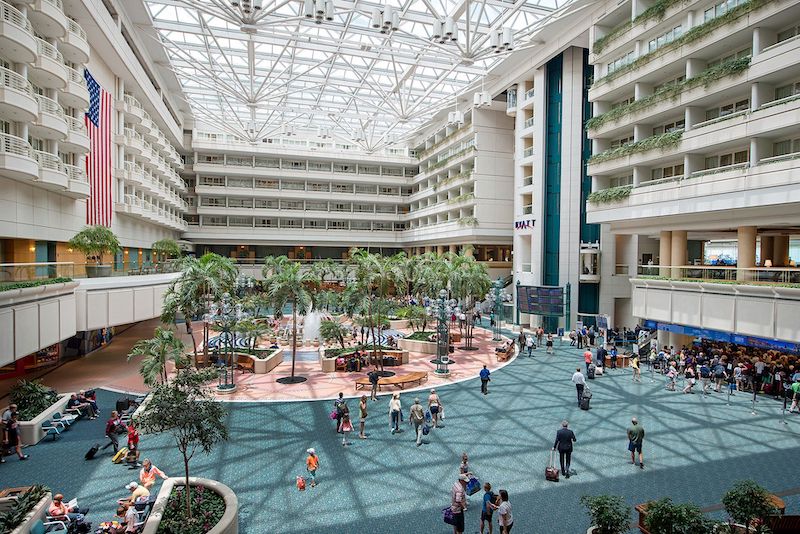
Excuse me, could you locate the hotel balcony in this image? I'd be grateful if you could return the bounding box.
[60,66,89,110]
[31,94,68,140]
[33,149,68,190]
[0,132,38,182]
[29,37,67,89]
[63,162,90,198]
[61,116,90,153]
[27,0,67,38]
[0,1,36,63]
[61,18,89,63]
[0,66,37,123]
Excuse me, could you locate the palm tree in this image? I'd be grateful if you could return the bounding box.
[162,253,237,366]
[237,318,272,353]
[448,252,491,350]
[263,257,320,383]
[319,319,348,349]
[128,327,188,386]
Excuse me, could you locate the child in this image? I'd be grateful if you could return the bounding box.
[125,444,141,469]
[305,448,319,488]
[480,482,497,534]
[340,411,353,446]
[546,334,554,354]
[127,422,139,450]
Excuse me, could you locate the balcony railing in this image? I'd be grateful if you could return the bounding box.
[0,260,179,281]
[66,115,87,134]
[1,1,33,33]
[0,132,33,157]
[0,66,33,94]
[35,94,64,118]
[636,265,800,285]
[63,163,86,182]
[36,37,63,62]
[67,18,86,40]
[522,146,534,158]
[523,116,535,129]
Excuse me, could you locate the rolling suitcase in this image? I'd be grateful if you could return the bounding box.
[580,397,591,410]
[545,450,560,482]
[84,443,99,460]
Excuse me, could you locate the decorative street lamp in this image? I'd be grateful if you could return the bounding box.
[426,289,459,377]
[204,292,248,393]
[235,273,255,298]
[486,277,512,341]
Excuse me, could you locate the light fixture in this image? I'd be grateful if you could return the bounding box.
[473,92,491,107]
[490,27,515,53]
[432,17,458,44]
[305,0,334,23]
[372,4,399,33]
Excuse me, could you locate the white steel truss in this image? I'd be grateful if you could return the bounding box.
[146,0,571,150]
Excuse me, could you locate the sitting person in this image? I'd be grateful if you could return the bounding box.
[118,481,149,507]
[495,340,513,353]
[79,389,99,414]
[102,505,136,534]
[139,459,168,489]
[48,493,89,522]
[346,356,358,372]
[67,393,97,419]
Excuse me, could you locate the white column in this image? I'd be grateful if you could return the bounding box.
[671,230,687,279]
[659,231,672,277]
[737,226,757,281]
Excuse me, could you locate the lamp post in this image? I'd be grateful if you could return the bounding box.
[204,292,248,394]
[426,289,458,377]
[487,277,511,341]
[235,273,255,298]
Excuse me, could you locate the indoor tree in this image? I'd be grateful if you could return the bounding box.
[447,250,491,349]
[162,253,237,365]
[263,256,320,383]
[722,480,777,533]
[68,225,121,276]
[128,327,188,386]
[151,238,182,266]
[580,494,631,534]
[137,367,228,522]
[320,319,349,349]
[236,318,272,353]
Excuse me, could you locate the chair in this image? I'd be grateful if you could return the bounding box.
[52,412,76,427]
[335,358,347,372]
[41,420,62,440]
[30,519,68,534]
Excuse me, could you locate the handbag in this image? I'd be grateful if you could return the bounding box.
[466,477,481,495]
[442,507,455,525]
[329,410,338,420]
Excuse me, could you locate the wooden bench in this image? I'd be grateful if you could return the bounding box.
[236,355,255,373]
[496,345,515,362]
[355,371,428,391]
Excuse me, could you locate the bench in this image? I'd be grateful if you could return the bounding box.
[355,371,428,391]
[236,355,255,373]
[496,345,515,362]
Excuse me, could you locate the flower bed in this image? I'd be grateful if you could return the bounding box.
[404,331,436,341]
[142,477,237,534]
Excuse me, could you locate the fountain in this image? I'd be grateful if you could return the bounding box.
[302,306,322,342]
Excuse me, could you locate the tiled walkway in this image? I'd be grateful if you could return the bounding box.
[2,340,799,533]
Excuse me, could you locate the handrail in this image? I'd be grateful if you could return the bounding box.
[0,133,33,157]
[1,1,33,32]
[34,150,63,171]
[35,94,65,117]
[35,37,64,62]
[636,264,800,285]
[66,66,85,85]
[0,66,33,94]
[67,18,86,40]
[65,115,87,133]
[63,163,86,182]
[124,94,142,110]
[41,0,64,10]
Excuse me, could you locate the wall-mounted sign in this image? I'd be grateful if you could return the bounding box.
[515,219,535,230]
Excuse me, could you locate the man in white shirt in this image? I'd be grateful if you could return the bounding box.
[571,368,586,406]
[450,474,468,534]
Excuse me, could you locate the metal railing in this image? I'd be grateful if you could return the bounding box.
[522,146,534,158]
[63,163,86,183]
[41,0,64,10]
[523,116,535,129]
[66,66,85,85]
[0,260,180,281]
[123,94,143,110]
[34,150,63,171]
[35,94,65,118]
[614,264,630,275]
[522,175,533,186]
[0,132,33,157]
[524,88,535,100]
[1,1,33,33]
[65,115,86,134]
[36,37,64,62]
[636,264,800,285]
[0,66,33,94]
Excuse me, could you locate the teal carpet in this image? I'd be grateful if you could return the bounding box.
[3,342,800,533]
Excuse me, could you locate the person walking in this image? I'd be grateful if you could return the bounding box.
[428,389,442,428]
[450,474,469,534]
[305,448,319,487]
[101,410,122,453]
[358,395,368,439]
[480,365,491,395]
[480,482,496,534]
[682,365,696,394]
[627,418,645,469]
[631,355,641,382]
[583,349,592,373]
[517,331,526,353]
[571,368,586,406]
[789,377,800,413]
[537,327,544,347]
[1,412,29,461]
[409,398,425,446]
[553,421,577,478]
[460,452,470,475]
[699,362,712,394]
[525,335,534,358]
[334,392,347,433]
[368,370,380,401]
[610,345,618,369]
[546,334,554,354]
[388,393,402,434]
[340,408,353,446]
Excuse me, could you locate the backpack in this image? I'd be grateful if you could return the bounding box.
[700,366,710,378]
[410,407,425,424]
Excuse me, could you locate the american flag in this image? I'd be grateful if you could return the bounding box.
[84,68,112,227]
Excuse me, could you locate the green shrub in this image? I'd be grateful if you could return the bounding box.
[323,344,397,359]
[644,497,714,533]
[9,379,59,421]
[589,131,683,164]
[405,331,437,341]
[722,480,778,529]
[68,225,121,264]
[156,485,225,534]
[580,494,631,534]
[0,277,73,293]
[458,216,479,227]
[0,485,50,534]
[587,185,633,204]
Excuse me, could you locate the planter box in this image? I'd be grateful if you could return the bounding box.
[16,393,73,446]
[141,477,238,534]
[388,319,410,329]
[252,348,283,374]
[319,348,409,372]
[399,337,438,355]
[8,491,51,534]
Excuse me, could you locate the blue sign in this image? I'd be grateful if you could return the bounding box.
[642,320,799,353]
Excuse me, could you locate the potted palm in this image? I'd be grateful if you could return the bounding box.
[580,495,631,534]
[69,225,121,277]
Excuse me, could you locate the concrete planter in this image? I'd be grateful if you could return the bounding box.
[85,264,112,278]
[319,348,409,372]
[399,337,438,355]
[388,319,410,329]
[251,349,284,374]
[141,477,238,534]
[17,393,72,446]
[8,492,51,534]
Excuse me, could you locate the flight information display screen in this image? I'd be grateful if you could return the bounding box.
[516,285,565,316]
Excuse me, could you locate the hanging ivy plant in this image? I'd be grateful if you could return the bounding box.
[589,130,683,164]
[448,192,475,204]
[587,185,634,204]
[592,0,769,87]
[587,56,751,130]
[458,216,479,227]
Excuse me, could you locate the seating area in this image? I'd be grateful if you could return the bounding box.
[354,371,428,391]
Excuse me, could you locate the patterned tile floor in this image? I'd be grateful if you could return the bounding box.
[2,340,799,534]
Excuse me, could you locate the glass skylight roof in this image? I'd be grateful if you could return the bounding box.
[146,0,572,150]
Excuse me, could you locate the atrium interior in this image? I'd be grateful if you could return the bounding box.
[1,0,799,532]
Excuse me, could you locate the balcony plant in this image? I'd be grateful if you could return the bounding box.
[589,131,683,165]
[580,494,631,534]
[587,185,633,204]
[68,225,121,278]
